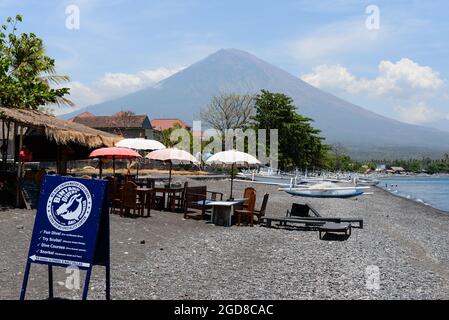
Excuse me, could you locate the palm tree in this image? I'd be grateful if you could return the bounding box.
[9,32,73,108]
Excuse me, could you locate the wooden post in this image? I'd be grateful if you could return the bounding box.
[13,123,18,169]
[18,126,23,177]
[99,160,103,179]
[16,126,24,208]
[230,163,235,200]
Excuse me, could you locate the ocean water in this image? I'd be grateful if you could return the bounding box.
[379,176,449,212]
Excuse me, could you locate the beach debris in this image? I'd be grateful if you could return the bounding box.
[140,240,146,244]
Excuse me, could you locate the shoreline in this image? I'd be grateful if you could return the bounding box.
[375,186,449,215]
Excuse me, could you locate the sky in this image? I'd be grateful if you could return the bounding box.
[1,0,448,129]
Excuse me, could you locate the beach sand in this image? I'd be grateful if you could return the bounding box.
[1,178,449,300]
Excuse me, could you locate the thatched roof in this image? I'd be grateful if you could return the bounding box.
[0,107,121,148]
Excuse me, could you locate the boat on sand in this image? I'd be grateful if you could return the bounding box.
[279,182,369,198]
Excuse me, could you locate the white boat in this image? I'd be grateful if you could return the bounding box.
[279,182,369,198]
[299,177,341,184]
[237,168,299,186]
[356,179,380,187]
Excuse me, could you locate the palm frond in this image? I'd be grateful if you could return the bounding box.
[42,74,70,84]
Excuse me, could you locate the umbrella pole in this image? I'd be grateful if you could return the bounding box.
[113,156,116,175]
[230,163,235,200]
[99,160,103,179]
[168,162,173,187]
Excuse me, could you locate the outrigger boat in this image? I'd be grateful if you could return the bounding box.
[238,168,340,186]
[355,178,380,187]
[279,183,370,199]
[237,167,299,186]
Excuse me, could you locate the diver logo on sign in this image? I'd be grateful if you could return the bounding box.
[46,181,93,232]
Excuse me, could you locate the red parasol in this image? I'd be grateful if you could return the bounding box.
[89,147,142,177]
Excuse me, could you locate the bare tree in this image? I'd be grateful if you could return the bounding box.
[200,94,256,134]
[114,110,136,137]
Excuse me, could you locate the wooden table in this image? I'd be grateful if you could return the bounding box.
[152,187,184,211]
[207,199,246,227]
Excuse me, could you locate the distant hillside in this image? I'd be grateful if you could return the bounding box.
[426,119,449,133]
[63,49,449,160]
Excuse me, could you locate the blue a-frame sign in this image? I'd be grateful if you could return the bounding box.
[19,175,110,300]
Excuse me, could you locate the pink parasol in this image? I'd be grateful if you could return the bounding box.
[146,148,199,185]
[89,147,141,159]
[89,147,142,177]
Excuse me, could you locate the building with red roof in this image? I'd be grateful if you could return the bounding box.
[150,118,191,132]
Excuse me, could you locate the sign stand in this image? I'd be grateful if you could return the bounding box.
[19,176,111,300]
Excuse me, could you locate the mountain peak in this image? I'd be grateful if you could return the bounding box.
[212,48,257,57]
[198,48,268,67]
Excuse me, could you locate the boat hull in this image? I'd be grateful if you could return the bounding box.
[285,189,365,198]
[356,181,380,186]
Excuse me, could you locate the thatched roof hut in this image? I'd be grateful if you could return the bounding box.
[0,107,121,148]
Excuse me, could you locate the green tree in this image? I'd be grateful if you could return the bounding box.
[252,90,326,170]
[0,15,71,168]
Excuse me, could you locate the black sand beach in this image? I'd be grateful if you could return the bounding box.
[1,178,449,300]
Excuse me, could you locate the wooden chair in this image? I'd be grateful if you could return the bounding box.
[234,189,256,226]
[168,182,188,212]
[145,179,155,189]
[184,186,207,219]
[183,186,224,219]
[242,187,256,209]
[253,193,269,223]
[152,192,166,211]
[105,176,121,214]
[120,181,144,217]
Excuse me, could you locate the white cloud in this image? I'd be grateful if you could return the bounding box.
[66,81,103,106]
[394,102,440,125]
[95,67,183,96]
[301,64,359,93]
[301,58,447,125]
[54,66,184,115]
[301,58,444,97]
